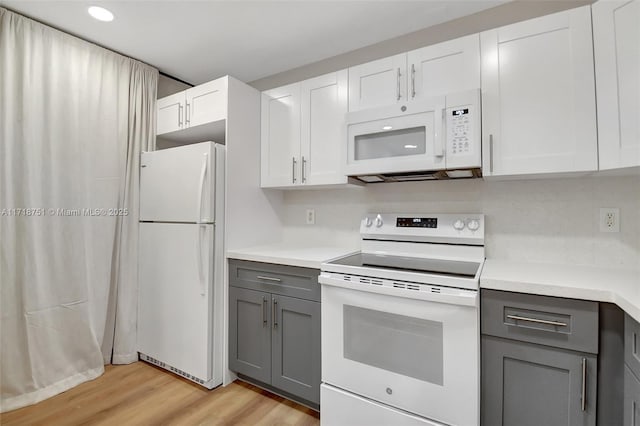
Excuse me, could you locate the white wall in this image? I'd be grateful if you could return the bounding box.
[280,175,640,268]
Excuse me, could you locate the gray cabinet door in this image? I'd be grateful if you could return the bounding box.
[482,335,597,426]
[271,294,321,404]
[229,286,271,383]
[626,365,640,426]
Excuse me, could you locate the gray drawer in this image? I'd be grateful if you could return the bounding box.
[481,289,599,354]
[626,314,640,380]
[229,259,320,302]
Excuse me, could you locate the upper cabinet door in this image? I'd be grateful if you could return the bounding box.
[593,0,640,171]
[261,83,301,187]
[300,70,349,186]
[481,6,598,177]
[348,53,407,111]
[157,91,185,135]
[408,34,480,101]
[185,78,228,128]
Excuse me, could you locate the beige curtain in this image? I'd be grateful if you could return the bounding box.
[0,8,158,412]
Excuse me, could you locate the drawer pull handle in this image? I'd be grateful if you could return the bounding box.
[506,314,567,327]
[256,275,281,282]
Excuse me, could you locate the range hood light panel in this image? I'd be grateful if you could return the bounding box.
[358,175,385,183]
[446,170,474,178]
[382,125,393,130]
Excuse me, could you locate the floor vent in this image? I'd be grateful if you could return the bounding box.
[140,354,204,385]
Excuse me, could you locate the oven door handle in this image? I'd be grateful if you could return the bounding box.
[319,273,478,307]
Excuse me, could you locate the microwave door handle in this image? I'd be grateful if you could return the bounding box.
[434,107,446,157]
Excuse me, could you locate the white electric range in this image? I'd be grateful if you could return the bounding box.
[319,213,484,426]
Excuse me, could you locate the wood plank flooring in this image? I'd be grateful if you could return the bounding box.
[1,362,320,425]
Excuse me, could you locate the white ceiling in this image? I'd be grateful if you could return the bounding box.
[1,1,505,85]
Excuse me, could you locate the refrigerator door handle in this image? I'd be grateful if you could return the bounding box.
[196,153,208,224]
[196,153,208,297]
[197,225,205,296]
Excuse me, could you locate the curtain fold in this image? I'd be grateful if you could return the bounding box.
[0,8,158,412]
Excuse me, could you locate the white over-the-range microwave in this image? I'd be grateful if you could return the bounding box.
[345,89,481,183]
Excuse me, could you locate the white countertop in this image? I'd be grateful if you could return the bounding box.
[481,259,640,322]
[226,243,358,270]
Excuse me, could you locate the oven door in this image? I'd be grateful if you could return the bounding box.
[345,99,446,176]
[320,275,479,426]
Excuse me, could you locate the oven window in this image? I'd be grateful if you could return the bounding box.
[343,305,443,385]
[354,127,426,160]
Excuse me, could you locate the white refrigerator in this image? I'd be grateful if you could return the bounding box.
[137,141,225,389]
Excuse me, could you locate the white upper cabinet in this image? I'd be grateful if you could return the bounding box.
[348,36,480,112]
[407,34,480,101]
[592,0,640,171]
[261,71,349,188]
[348,54,407,111]
[156,76,228,141]
[185,79,227,129]
[300,70,349,186]
[261,83,301,187]
[157,91,185,135]
[481,6,598,177]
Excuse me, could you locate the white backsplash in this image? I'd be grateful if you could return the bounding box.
[280,175,640,268]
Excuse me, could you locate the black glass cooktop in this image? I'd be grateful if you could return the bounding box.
[328,253,480,278]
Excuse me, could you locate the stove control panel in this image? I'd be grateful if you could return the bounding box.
[361,213,485,245]
[396,217,438,228]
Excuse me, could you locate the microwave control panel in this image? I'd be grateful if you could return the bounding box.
[448,107,472,156]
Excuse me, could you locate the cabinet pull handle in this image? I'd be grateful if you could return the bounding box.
[185,102,190,125]
[262,296,267,325]
[506,315,567,327]
[302,156,307,183]
[581,358,587,411]
[411,64,416,99]
[178,104,183,127]
[272,298,278,328]
[489,134,494,173]
[396,68,401,101]
[256,275,281,282]
[292,157,297,184]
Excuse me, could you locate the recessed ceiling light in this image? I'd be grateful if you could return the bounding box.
[88,6,114,22]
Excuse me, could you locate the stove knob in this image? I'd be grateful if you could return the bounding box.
[453,219,465,231]
[467,219,480,231]
[364,217,372,227]
[375,214,383,227]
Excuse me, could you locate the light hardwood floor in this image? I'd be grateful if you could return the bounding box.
[1,362,320,425]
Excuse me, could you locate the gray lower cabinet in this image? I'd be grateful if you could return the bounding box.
[625,365,640,426]
[229,286,271,383]
[482,335,597,426]
[228,259,321,407]
[271,294,321,404]
[626,314,640,426]
[481,289,599,426]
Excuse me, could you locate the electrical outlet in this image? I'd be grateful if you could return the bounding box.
[599,208,620,233]
[306,209,315,225]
